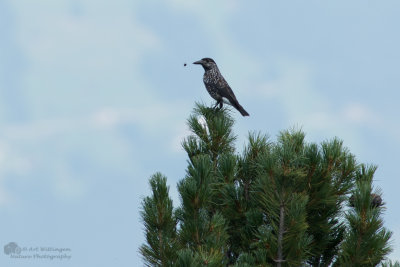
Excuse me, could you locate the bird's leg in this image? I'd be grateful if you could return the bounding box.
[214,100,222,110]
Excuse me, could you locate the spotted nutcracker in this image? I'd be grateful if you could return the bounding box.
[193,58,249,116]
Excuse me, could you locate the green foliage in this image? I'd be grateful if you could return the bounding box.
[254,129,311,266]
[382,260,400,267]
[140,103,394,266]
[182,103,236,163]
[140,173,177,266]
[334,165,393,266]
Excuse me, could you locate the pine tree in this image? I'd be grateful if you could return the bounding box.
[140,103,394,266]
[140,173,177,266]
[334,165,392,266]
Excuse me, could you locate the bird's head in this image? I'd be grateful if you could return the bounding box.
[193,58,217,71]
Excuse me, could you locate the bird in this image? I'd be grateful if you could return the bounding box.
[371,193,383,208]
[193,58,249,116]
[349,193,383,208]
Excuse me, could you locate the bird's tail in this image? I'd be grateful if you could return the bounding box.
[236,103,249,116]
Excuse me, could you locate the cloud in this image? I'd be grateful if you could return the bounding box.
[93,108,121,128]
[53,171,85,199]
[15,6,162,79]
[250,58,400,161]
[0,181,13,206]
[0,140,32,175]
[254,59,384,130]
[163,0,260,86]
[10,0,163,112]
[0,141,32,206]
[0,0,189,204]
[169,0,240,14]
[2,101,185,140]
[0,98,188,207]
[342,103,379,125]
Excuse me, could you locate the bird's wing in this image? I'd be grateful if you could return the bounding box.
[216,77,240,105]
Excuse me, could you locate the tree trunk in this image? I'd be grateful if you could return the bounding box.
[277,202,285,267]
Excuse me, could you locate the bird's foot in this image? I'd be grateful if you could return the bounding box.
[214,101,223,110]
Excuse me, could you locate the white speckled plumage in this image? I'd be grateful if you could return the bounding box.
[193,58,249,116]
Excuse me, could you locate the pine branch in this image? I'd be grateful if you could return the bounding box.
[140,103,395,266]
[140,173,177,266]
[334,165,393,266]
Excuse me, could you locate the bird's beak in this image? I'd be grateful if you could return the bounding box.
[193,60,203,65]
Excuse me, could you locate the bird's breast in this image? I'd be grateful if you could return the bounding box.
[203,70,223,100]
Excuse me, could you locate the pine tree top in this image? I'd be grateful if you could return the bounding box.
[140,103,395,266]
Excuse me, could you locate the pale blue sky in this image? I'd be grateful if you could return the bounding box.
[0,1,399,266]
